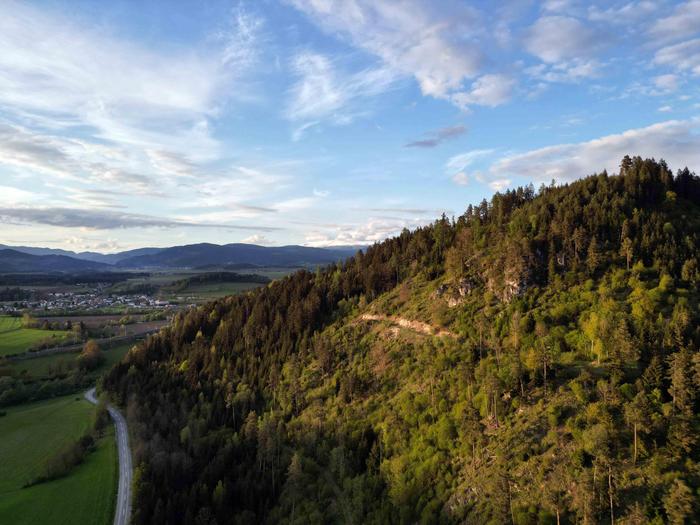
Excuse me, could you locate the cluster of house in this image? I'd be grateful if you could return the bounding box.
[1,291,170,313]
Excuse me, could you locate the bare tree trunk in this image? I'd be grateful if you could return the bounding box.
[479,323,483,360]
[543,358,548,398]
[493,392,499,427]
[633,423,637,465]
[507,479,514,525]
[608,465,614,525]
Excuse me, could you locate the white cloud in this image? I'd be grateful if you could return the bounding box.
[147,150,198,178]
[658,105,673,113]
[446,150,494,187]
[450,74,516,108]
[193,166,289,205]
[543,0,576,13]
[285,51,397,124]
[0,185,39,205]
[304,216,428,246]
[588,1,658,24]
[274,196,318,211]
[451,172,469,186]
[446,149,495,174]
[649,1,700,44]
[287,0,484,102]
[241,234,271,245]
[489,119,700,184]
[0,2,261,159]
[653,74,679,92]
[489,179,511,191]
[526,59,602,83]
[525,15,605,63]
[291,121,320,142]
[654,38,700,75]
[0,206,281,231]
[0,123,161,194]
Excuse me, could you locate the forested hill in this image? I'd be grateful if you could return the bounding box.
[105,156,700,524]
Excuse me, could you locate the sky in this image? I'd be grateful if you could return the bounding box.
[1,0,700,252]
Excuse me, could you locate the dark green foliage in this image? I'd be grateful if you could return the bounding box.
[105,158,700,524]
[169,272,271,292]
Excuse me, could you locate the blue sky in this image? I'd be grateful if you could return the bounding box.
[1,0,700,251]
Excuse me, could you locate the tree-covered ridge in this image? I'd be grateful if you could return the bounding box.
[105,157,700,524]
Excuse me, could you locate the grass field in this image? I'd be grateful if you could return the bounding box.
[0,395,116,525]
[164,281,265,302]
[8,342,134,379]
[0,317,71,357]
[106,267,294,303]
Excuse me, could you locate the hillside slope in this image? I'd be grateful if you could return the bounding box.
[0,249,112,273]
[0,245,163,264]
[115,243,358,269]
[105,157,700,524]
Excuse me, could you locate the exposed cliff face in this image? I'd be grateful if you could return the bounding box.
[358,313,457,338]
[435,277,479,307]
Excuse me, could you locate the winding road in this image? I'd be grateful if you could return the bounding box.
[85,388,132,525]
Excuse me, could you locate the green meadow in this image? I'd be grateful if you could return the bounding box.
[9,342,133,379]
[0,395,116,525]
[0,316,71,357]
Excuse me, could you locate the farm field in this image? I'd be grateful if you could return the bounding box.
[107,267,292,303]
[8,342,133,379]
[38,314,150,327]
[0,316,71,357]
[163,281,265,302]
[0,395,116,525]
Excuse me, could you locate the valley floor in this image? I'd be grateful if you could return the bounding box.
[0,395,116,525]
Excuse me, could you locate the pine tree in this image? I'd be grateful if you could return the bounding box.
[663,479,694,525]
[587,235,601,275]
[623,392,650,464]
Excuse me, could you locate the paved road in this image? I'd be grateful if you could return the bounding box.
[85,387,132,525]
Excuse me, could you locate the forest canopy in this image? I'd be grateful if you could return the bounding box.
[105,157,700,524]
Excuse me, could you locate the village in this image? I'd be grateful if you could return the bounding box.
[0,288,171,315]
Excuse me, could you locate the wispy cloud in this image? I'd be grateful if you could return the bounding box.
[525,15,608,64]
[367,207,448,215]
[405,125,466,148]
[451,172,470,186]
[287,0,490,107]
[446,149,495,174]
[0,206,282,231]
[285,51,397,127]
[0,123,160,194]
[450,74,516,108]
[654,38,700,76]
[653,74,680,93]
[488,119,700,184]
[304,216,429,246]
[648,1,700,44]
[0,1,258,157]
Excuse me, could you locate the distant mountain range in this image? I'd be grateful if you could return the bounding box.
[0,249,112,273]
[0,243,363,273]
[0,244,162,264]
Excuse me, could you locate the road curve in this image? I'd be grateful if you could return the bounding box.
[85,387,132,525]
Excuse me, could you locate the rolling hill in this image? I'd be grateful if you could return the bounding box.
[0,245,163,264]
[114,243,359,269]
[0,250,112,273]
[104,157,700,524]
[0,244,360,272]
